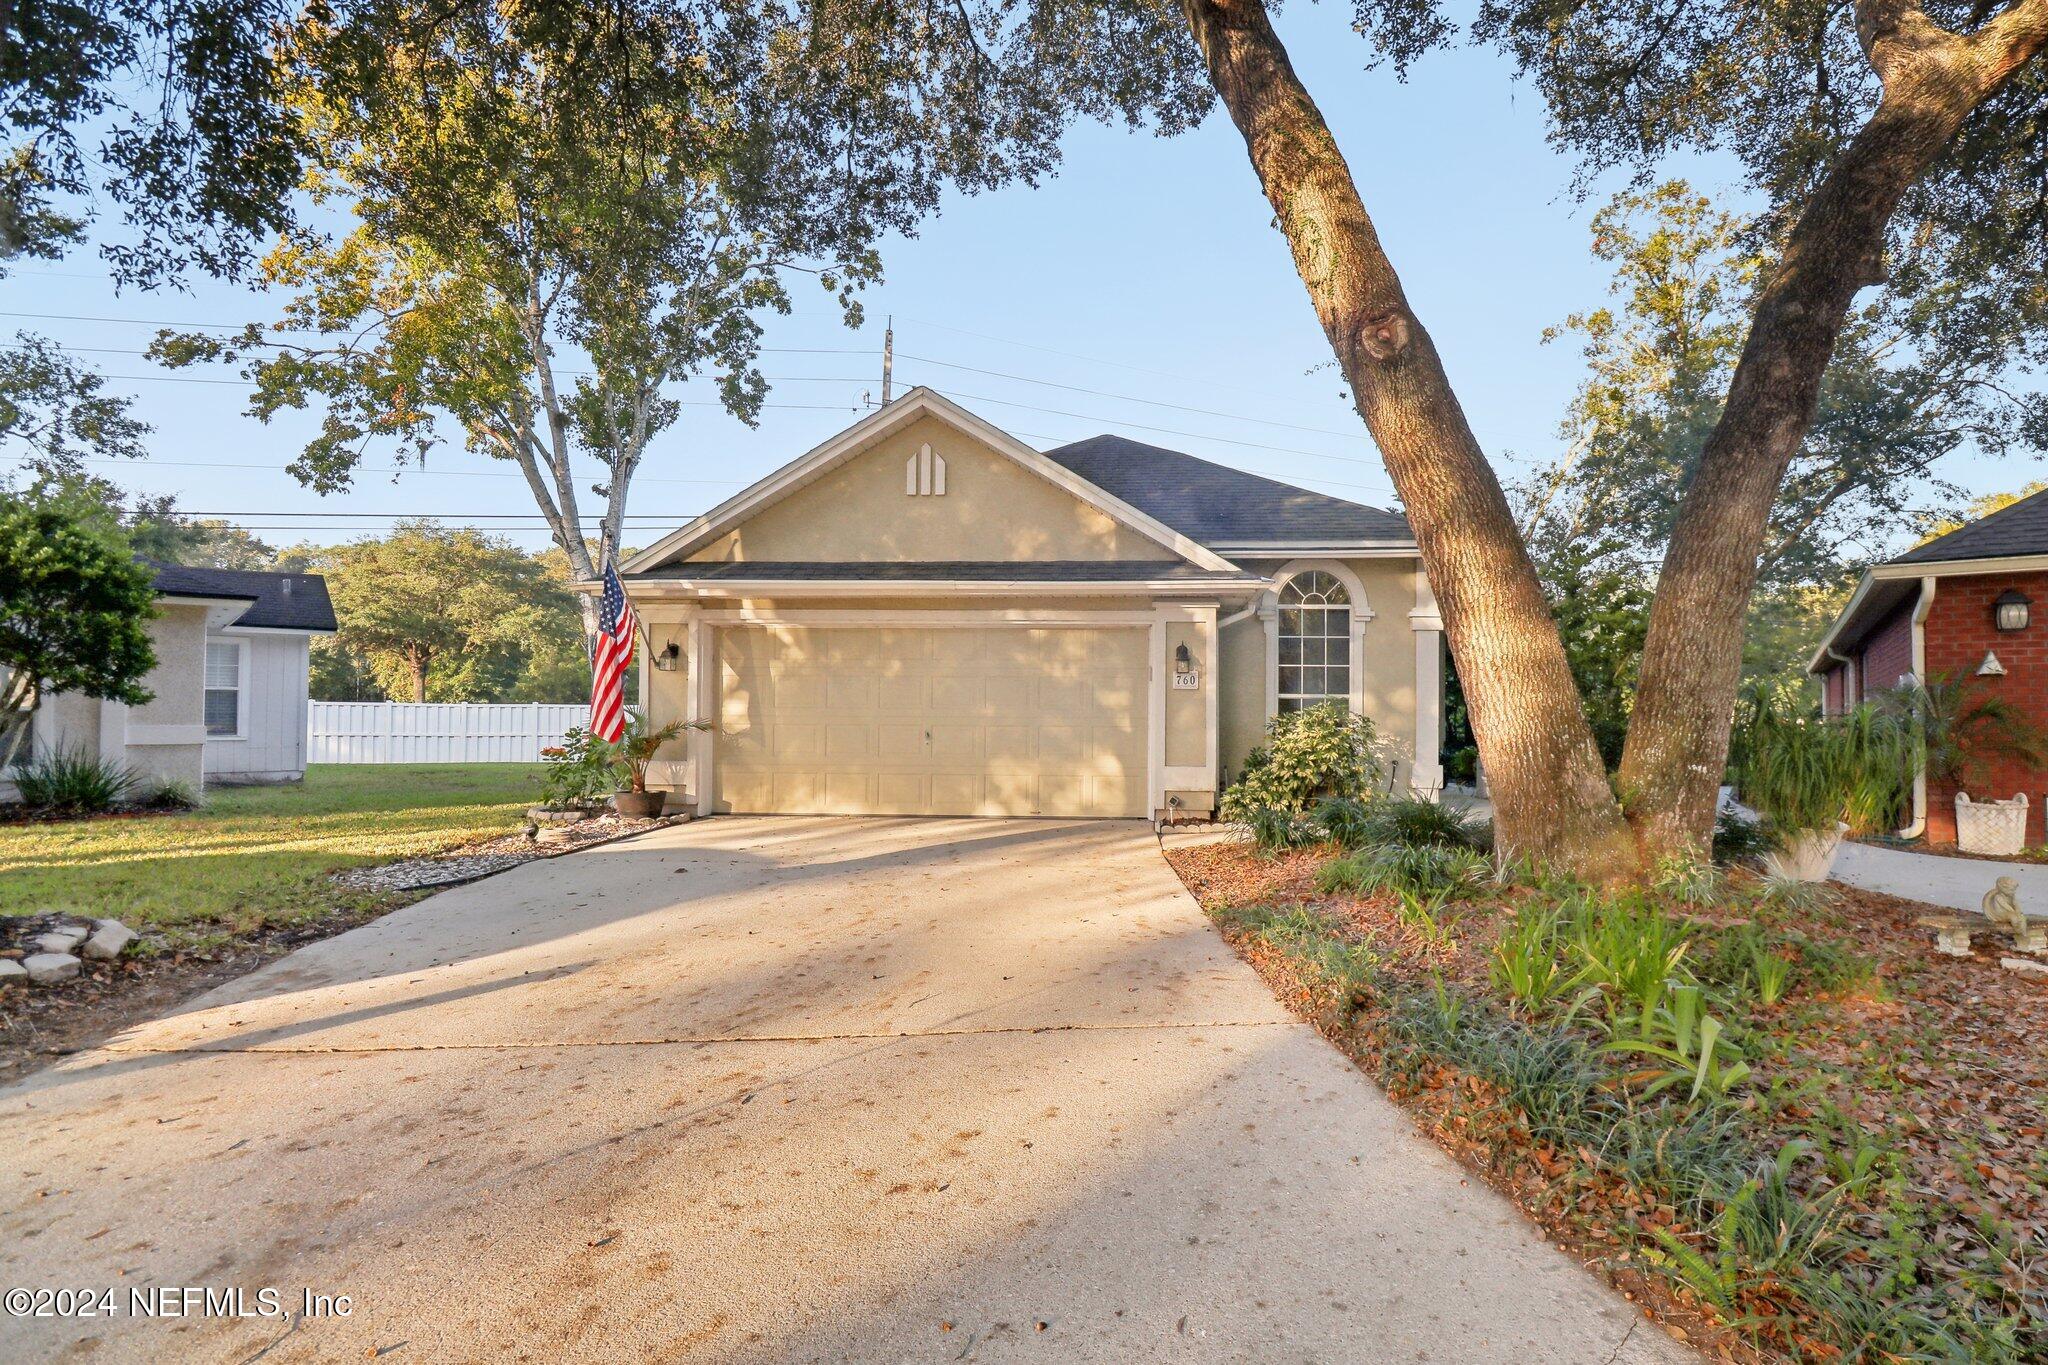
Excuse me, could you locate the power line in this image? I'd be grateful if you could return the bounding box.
[0,309,876,358]
[896,381,1399,489]
[895,351,1373,442]
[22,454,747,486]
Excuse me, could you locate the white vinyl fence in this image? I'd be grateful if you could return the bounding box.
[309,702,590,764]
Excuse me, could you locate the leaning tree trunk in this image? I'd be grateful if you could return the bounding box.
[1178,0,1638,880]
[1617,1,2048,853]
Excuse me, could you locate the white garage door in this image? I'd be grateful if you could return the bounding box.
[716,626,1148,817]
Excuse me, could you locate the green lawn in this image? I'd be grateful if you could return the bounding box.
[0,764,545,940]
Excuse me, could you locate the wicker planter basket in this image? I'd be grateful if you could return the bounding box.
[1955,792,2028,857]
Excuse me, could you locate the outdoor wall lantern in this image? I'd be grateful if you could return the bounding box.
[653,641,682,671]
[1994,589,2032,633]
[1174,643,1193,675]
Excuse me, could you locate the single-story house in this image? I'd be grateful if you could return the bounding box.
[614,387,1442,821]
[7,563,337,798]
[1810,486,2048,844]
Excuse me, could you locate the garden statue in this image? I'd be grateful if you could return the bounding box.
[1983,876,2046,953]
[1983,877,2024,935]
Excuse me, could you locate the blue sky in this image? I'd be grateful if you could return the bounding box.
[2,8,2019,555]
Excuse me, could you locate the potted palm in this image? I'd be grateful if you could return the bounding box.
[1736,698,1913,882]
[1886,676,2048,855]
[611,714,704,818]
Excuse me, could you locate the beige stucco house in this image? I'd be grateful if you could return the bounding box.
[618,388,1441,821]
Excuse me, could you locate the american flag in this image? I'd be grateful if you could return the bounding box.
[588,560,638,743]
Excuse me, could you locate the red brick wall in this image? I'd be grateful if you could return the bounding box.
[1922,570,2048,844]
[1859,604,1914,697]
[1821,664,1845,715]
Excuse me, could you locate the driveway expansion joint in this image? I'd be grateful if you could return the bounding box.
[99,1018,1295,1057]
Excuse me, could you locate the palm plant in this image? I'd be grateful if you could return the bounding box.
[1881,673,2048,794]
[1734,695,1914,837]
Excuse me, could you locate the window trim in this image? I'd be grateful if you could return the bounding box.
[203,635,249,741]
[1276,571,1355,713]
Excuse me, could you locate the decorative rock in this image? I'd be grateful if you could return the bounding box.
[82,920,135,961]
[22,952,81,984]
[33,929,87,955]
[2001,956,2048,977]
[0,959,25,985]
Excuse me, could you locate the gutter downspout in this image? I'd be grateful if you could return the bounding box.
[1898,575,1937,839]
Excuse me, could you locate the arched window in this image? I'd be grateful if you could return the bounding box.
[1278,570,1351,712]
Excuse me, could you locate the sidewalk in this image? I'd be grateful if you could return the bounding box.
[1833,840,2048,914]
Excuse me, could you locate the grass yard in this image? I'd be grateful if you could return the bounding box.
[1169,817,2047,1362]
[0,764,544,941]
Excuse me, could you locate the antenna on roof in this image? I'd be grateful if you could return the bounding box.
[880,316,893,405]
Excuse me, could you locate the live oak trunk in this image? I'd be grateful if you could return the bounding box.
[1178,0,1638,880]
[1617,0,2048,853]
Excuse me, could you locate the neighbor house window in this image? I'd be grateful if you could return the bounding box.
[1278,571,1351,713]
[204,641,243,737]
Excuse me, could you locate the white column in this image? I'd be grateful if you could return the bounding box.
[1200,604,1219,784]
[1260,596,1280,720]
[685,612,712,814]
[1409,565,1445,797]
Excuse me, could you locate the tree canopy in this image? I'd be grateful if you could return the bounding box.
[0,488,158,765]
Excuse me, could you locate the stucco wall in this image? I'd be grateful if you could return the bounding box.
[120,603,209,793]
[1164,620,1207,771]
[685,415,1166,564]
[1221,557,1424,789]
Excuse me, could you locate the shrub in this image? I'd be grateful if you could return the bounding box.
[1710,807,1778,865]
[140,779,200,811]
[12,744,140,813]
[538,726,621,809]
[1309,795,1377,849]
[1571,894,1694,1028]
[1735,696,1913,836]
[1354,794,1492,851]
[1317,843,1490,902]
[1221,703,1380,820]
[1242,803,1326,853]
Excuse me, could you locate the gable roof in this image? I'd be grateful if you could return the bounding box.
[623,388,1240,575]
[1041,435,1412,550]
[1891,487,2048,566]
[150,563,338,633]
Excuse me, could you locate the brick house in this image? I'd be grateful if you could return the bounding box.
[1810,488,2048,845]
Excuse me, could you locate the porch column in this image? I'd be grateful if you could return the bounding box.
[685,611,713,816]
[1409,565,1445,797]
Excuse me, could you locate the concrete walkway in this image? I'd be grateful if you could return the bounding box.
[1834,839,2048,913]
[0,817,1684,1363]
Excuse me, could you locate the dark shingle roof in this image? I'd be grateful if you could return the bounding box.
[1892,487,2048,566]
[633,560,1263,584]
[149,563,338,632]
[1040,434,1412,547]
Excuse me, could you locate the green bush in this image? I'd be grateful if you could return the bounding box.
[1356,794,1492,851]
[1242,803,1326,853]
[537,725,621,809]
[1317,843,1490,902]
[11,744,140,813]
[1710,808,1778,865]
[1735,697,1913,837]
[1309,795,1377,848]
[1221,703,1380,820]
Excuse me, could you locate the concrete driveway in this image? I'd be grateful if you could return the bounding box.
[0,818,1684,1363]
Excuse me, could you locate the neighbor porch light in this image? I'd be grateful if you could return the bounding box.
[1994,589,2031,633]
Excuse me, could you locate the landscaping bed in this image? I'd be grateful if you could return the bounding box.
[1167,833,2047,1362]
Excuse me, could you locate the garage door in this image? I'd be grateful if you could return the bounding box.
[716,626,1148,817]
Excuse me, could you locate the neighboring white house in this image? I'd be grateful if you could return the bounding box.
[7,563,337,797]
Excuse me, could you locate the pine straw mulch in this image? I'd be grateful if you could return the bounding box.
[1165,840,2048,1361]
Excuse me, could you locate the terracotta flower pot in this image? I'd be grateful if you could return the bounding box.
[613,790,667,819]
